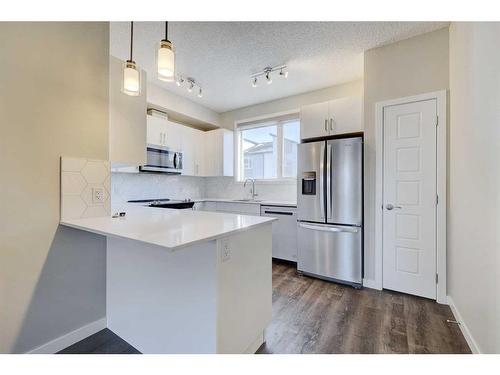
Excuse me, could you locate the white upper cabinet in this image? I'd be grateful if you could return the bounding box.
[300,101,330,139]
[109,56,147,167]
[201,129,234,177]
[300,96,362,140]
[146,114,168,146]
[328,96,363,135]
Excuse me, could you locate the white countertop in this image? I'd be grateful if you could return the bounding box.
[60,205,275,250]
[196,198,297,207]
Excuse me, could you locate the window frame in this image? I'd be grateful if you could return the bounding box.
[234,110,300,183]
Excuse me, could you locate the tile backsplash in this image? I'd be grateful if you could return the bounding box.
[112,173,297,209]
[61,157,111,220]
[204,177,297,202]
[111,173,205,209]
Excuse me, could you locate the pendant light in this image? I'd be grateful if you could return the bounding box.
[157,21,175,81]
[122,22,141,96]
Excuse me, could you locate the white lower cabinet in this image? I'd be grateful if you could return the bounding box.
[260,205,298,262]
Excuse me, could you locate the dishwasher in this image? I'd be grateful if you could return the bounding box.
[260,205,298,262]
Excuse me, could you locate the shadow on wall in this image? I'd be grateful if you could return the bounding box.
[13,225,106,353]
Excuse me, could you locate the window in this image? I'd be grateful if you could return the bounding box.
[237,114,300,181]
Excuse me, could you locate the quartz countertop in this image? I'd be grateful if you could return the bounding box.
[60,205,275,250]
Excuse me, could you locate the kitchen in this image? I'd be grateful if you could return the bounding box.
[1,16,499,362]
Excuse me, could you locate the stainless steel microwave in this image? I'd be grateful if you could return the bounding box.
[139,145,183,174]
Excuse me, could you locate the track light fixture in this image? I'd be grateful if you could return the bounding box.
[174,76,203,98]
[250,65,288,88]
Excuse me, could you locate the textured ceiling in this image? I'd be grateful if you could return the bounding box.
[110,22,448,113]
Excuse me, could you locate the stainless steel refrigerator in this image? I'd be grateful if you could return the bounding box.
[297,136,363,287]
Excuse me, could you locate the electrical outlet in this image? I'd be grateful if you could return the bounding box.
[221,239,231,263]
[92,187,104,203]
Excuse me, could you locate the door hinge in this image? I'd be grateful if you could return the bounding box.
[436,115,439,126]
[436,274,439,284]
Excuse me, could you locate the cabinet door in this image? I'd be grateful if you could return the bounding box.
[328,96,363,135]
[164,121,183,151]
[300,101,329,140]
[203,130,222,176]
[146,115,167,146]
[180,126,195,176]
[193,130,205,176]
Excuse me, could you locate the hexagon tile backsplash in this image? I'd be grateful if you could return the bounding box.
[60,157,111,220]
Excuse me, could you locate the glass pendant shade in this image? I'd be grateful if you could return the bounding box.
[122,60,141,96]
[157,40,175,81]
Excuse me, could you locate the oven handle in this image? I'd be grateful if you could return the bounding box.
[298,223,359,233]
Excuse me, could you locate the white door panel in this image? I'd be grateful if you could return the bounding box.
[382,99,437,299]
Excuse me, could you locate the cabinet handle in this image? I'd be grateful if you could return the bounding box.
[330,118,334,131]
[324,119,328,132]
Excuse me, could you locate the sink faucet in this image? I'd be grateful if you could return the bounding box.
[243,178,258,200]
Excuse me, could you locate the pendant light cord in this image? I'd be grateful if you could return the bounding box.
[165,21,168,41]
[129,21,134,61]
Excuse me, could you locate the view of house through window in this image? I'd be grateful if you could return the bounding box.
[238,115,300,180]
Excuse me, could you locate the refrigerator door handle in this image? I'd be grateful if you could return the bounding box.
[326,143,332,220]
[299,222,360,234]
[319,142,325,220]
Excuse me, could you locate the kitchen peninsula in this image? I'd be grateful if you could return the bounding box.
[61,206,275,354]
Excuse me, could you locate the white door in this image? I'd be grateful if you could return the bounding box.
[382,99,437,299]
[300,101,329,139]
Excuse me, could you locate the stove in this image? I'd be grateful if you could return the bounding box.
[128,198,195,210]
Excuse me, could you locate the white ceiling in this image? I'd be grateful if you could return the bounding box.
[110,22,448,113]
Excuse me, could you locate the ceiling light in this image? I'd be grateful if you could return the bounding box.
[266,72,272,85]
[197,88,203,98]
[157,21,175,82]
[122,22,141,96]
[250,65,286,88]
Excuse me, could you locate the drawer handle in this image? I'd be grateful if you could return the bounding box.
[264,211,293,216]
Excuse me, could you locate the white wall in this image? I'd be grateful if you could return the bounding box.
[0,22,109,353]
[148,83,220,127]
[448,22,500,353]
[219,80,363,130]
[363,27,449,282]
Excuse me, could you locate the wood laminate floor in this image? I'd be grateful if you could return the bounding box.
[58,261,470,354]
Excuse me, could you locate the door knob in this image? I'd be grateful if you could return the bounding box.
[386,204,402,210]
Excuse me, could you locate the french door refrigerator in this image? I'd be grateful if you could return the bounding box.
[297,136,363,287]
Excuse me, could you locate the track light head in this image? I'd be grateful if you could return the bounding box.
[176,77,184,86]
[187,80,194,92]
[198,88,203,98]
[252,77,258,88]
[266,72,272,84]
[280,69,288,78]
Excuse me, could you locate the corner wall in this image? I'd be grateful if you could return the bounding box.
[448,22,500,353]
[363,27,449,283]
[0,22,110,353]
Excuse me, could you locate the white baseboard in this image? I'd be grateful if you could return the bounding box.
[363,278,382,290]
[27,317,107,354]
[447,296,480,354]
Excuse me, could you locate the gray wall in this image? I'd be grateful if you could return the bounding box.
[0,22,109,353]
[363,27,450,282]
[448,22,500,353]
